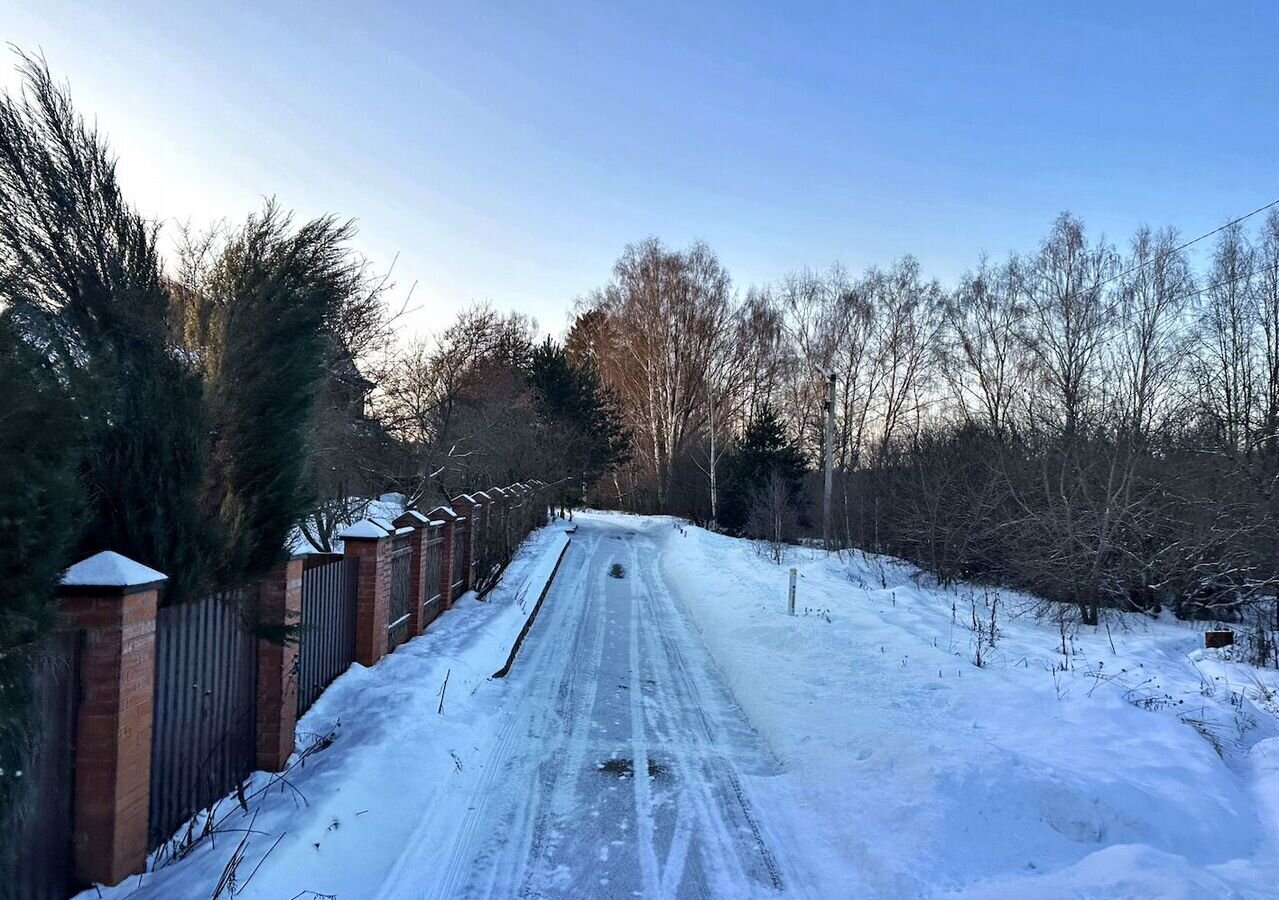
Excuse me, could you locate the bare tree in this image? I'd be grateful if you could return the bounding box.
[1192,222,1258,454]
[581,239,738,510]
[746,470,798,564]
[942,254,1028,436]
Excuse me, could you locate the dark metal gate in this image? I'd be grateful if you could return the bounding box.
[387,533,413,649]
[297,555,358,716]
[149,590,258,851]
[13,630,81,900]
[423,531,444,628]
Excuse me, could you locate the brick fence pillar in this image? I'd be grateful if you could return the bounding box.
[255,556,303,771]
[393,511,432,638]
[58,551,165,887]
[430,506,459,610]
[487,487,509,556]
[451,494,482,592]
[470,491,492,589]
[506,483,528,543]
[342,520,392,666]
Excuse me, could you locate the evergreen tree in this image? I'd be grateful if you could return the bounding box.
[0,315,82,877]
[528,337,630,506]
[719,404,807,534]
[178,204,361,587]
[0,52,209,600]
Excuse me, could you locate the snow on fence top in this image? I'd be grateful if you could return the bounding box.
[61,550,167,588]
[340,519,393,540]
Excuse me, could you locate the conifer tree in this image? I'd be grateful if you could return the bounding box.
[528,337,630,506]
[0,52,208,599]
[719,404,807,534]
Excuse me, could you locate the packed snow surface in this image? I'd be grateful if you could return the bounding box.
[83,514,1278,899]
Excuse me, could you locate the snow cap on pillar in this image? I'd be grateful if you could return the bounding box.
[427,505,459,522]
[61,551,167,590]
[340,519,392,540]
[392,510,431,529]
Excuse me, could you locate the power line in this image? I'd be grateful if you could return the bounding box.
[1099,199,1279,290]
[1092,259,1279,354]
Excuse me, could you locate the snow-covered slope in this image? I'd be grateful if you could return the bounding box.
[647,513,1279,899]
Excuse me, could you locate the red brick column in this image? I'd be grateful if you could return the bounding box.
[342,520,392,666]
[451,495,482,592]
[58,551,165,887]
[393,511,432,638]
[506,484,527,543]
[487,487,509,556]
[430,506,459,610]
[255,556,303,771]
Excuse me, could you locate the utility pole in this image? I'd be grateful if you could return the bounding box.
[822,371,836,551]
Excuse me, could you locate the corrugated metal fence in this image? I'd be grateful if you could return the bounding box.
[13,630,81,900]
[297,555,358,716]
[149,589,258,850]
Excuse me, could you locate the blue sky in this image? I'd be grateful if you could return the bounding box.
[4,1,1277,336]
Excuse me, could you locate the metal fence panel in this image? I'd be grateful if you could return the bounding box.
[13,630,80,900]
[149,590,258,851]
[423,533,443,629]
[297,556,358,716]
[387,534,413,649]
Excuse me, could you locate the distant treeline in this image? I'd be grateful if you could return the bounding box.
[554,216,1279,662]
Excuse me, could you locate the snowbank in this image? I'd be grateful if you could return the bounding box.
[640,514,1279,899]
[81,524,571,899]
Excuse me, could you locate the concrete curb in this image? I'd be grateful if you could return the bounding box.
[492,535,573,678]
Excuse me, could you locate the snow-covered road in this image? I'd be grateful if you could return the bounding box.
[379,516,806,900]
[90,510,1276,899]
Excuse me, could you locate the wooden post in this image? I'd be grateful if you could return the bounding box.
[823,371,836,551]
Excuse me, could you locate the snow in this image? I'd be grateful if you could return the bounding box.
[340,519,392,540]
[287,495,410,554]
[76,513,1279,898]
[82,524,571,900]
[647,513,1279,899]
[61,550,166,587]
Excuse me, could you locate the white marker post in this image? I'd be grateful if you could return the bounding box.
[788,567,797,616]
